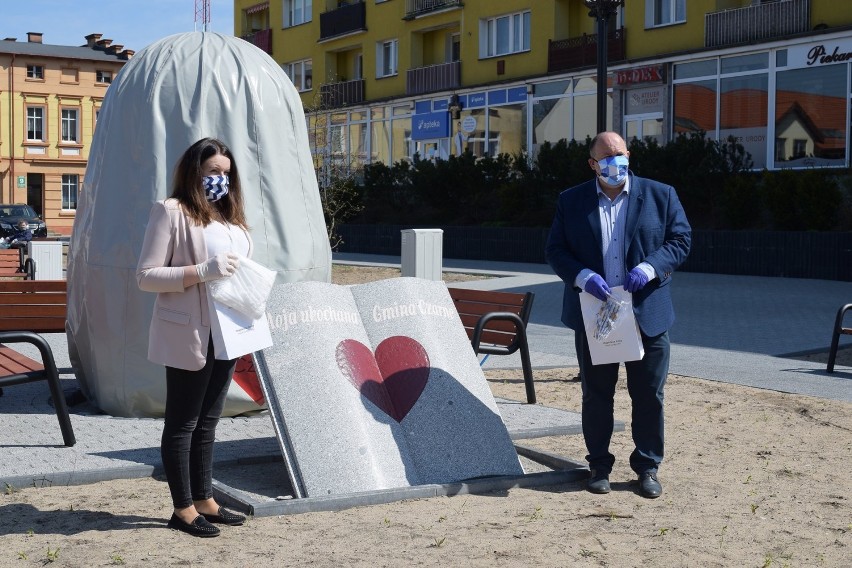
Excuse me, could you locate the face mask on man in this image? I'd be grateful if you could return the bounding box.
[202,175,229,202]
[596,155,629,186]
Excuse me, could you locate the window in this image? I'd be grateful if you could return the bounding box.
[61,109,79,143]
[283,59,312,91]
[26,107,44,141]
[376,39,398,78]
[284,0,312,27]
[26,65,44,79]
[774,65,846,167]
[480,11,530,58]
[646,0,686,27]
[62,174,79,210]
[96,70,112,84]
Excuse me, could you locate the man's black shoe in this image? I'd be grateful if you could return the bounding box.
[638,471,662,499]
[587,471,611,494]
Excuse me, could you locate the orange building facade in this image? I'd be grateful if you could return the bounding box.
[0,32,133,235]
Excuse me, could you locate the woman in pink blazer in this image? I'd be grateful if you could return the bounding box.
[137,138,251,537]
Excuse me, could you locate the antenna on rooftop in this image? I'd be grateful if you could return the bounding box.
[194,0,211,32]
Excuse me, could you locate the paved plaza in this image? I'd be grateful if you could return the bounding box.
[1,253,849,493]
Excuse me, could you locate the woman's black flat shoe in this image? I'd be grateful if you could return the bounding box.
[167,513,221,537]
[201,506,246,526]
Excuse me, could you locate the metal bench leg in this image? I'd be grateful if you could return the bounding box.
[827,304,852,374]
[31,335,76,446]
[517,330,536,404]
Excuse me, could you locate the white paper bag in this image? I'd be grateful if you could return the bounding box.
[210,299,273,360]
[579,286,645,365]
[207,256,277,320]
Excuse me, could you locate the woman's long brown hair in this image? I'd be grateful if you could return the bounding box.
[170,137,248,228]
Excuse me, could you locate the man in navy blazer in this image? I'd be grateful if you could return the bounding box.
[546,131,691,498]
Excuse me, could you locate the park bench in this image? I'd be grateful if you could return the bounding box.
[0,247,34,280]
[0,279,75,446]
[827,303,852,373]
[447,287,536,404]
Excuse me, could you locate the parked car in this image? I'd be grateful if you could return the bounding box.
[0,204,48,238]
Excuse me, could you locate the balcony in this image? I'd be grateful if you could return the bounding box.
[320,78,365,108]
[404,0,462,19]
[320,1,366,41]
[705,0,810,48]
[241,29,272,54]
[406,61,461,96]
[547,28,625,74]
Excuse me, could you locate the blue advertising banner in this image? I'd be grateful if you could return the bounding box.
[488,89,507,105]
[415,100,433,115]
[411,111,450,140]
[433,99,449,111]
[467,92,486,108]
[507,86,527,103]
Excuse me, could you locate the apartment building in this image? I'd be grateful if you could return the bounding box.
[235,0,852,173]
[0,32,132,235]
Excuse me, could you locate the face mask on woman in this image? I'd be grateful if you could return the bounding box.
[202,175,229,202]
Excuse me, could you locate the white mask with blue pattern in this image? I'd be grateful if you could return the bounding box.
[596,155,629,186]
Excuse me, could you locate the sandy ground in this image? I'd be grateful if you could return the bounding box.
[1,267,850,567]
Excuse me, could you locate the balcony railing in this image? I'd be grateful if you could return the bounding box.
[404,0,462,19]
[406,61,461,96]
[705,0,810,48]
[320,1,367,40]
[320,79,365,108]
[241,28,272,54]
[547,28,625,74]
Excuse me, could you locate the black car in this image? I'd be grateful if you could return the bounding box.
[0,204,48,238]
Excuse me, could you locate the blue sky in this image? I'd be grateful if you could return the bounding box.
[1,0,235,53]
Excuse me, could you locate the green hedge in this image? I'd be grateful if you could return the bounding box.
[351,132,852,231]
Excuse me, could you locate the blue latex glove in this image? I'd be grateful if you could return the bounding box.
[584,274,611,302]
[625,267,650,293]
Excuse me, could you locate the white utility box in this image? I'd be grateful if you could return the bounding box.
[401,228,443,280]
[27,240,64,280]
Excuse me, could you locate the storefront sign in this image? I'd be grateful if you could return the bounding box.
[616,65,664,86]
[790,39,852,67]
[467,92,486,108]
[625,86,663,114]
[17,176,26,188]
[507,86,527,103]
[488,90,507,105]
[411,111,449,140]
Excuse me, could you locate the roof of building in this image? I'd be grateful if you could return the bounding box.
[0,36,132,62]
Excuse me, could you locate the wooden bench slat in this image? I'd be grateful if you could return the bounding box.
[0,292,67,305]
[0,346,43,373]
[0,319,67,333]
[0,305,66,317]
[455,302,524,318]
[0,280,65,292]
[457,314,520,334]
[446,287,528,307]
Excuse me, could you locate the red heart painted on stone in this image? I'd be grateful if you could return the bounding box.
[232,355,265,405]
[335,336,430,422]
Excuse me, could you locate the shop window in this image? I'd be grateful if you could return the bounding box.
[774,65,846,168]
[720,74,768,169]
[673,80,717,136]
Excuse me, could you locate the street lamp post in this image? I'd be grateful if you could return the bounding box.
[584,0,624,133]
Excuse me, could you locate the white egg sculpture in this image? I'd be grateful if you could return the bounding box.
[67,32,331,417]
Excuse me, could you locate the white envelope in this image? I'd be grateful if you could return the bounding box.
[210,299,273,360]
[579,286,645,365]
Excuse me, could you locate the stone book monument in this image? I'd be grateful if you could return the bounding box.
[256,278,524,497]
